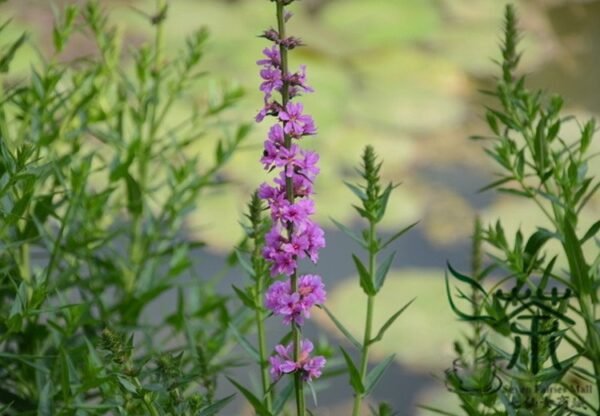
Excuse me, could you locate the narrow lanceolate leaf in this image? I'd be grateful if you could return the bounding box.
[330,217,367,248]
[320,305,361,350]
[368,298,415,345]
[352,254,376,296]
[380,221,418,251]
[364,354,395,395]
[124,173,142,215]
[562,220,592,297]
[340,347,365,394]
[38,380,53,416]
[375,251,396,292]
[198,394,236,416]
[344,181,367,201]
[375,183,395,222]
[447,262,488,296]
[231,285,256,310]
[235,249,255,278]
[228,324,260,362]
[580,220,600,244]
[227,377,272,416]
[272,380,294,415]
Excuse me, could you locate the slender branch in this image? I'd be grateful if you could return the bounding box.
[352,221,376,416]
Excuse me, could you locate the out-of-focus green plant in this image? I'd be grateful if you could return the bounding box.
[0,1,249,414]
[326,145,417,416]
[436,4,600,415]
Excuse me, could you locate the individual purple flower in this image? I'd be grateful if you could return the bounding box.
[261,140,280,170]
[273,143,300,176]
[280,199,315,226]
[269,339,326,381]
[288,65,314,97]
[257,46,281,67]
[306,222,326,263]
[256,100,280,123]
[267,251,296,276]
[279,102,316,137]
[260,66,283,97]
[268,123,285,145]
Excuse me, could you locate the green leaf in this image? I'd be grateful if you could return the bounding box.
[375,183,396,222]
[581,220,600,245]
[340,347,365,394]
[117,376,138,394]
[228,324,260,362]
[330,217,366,248]
[380,221,418,251]
[125,173,142,215]
[523,228,554,270]
[320,304,361,350]
[447,262,487,295]
[235,249,255,278]
[375,251,396,291]
[415,404,460,416]
[38,380,53,416]
[227,377,272,416]
[352,254,376,296]
[272,380,294,415]
[0,32,27,73]
[231,285,256,310]
[344,181,367,201]
[562,220,592,297]
[364,354,395,395]
[368,298,415,345]
[198,394,236,416]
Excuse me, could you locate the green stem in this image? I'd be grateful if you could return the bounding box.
[276,1,304,414]
[352,222,377,416]
[128,0,166,293]
[577,296,600,412]
[255,262,273,411]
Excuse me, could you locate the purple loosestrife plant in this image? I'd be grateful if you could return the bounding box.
[256,0,326,414]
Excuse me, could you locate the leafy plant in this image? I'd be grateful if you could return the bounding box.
[439,4,600,415]
[0,1,248,414]
[328,145,417,416]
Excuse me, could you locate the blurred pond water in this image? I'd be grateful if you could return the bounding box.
[3,0,600,414]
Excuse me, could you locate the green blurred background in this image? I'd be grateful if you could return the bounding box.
[2,0,600,414]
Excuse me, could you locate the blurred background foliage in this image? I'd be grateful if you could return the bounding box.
[2,0,600,414]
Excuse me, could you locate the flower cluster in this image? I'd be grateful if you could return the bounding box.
[269,339,326,382]
[265,274,326,325]
[256,5,326,383]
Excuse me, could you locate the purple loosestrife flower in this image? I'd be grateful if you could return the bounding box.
[265,274,326,325]
[279,102,316,138]
[257,46,281,67]
[269,340,326,382]
[260,67,283,98]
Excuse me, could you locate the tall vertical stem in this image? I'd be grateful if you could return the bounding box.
[255,221,273,411]
[129,0,166,293]
[352,221,377,416]
[276,1,305,414]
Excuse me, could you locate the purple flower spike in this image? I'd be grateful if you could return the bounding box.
[257,0,327,384]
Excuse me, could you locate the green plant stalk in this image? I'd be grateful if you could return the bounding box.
[276,1,305,414]
[352,221,377,416]
[255,276,273,411]
[128,0,167,293]
[1,75,31,285]
[254,237,273,411]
